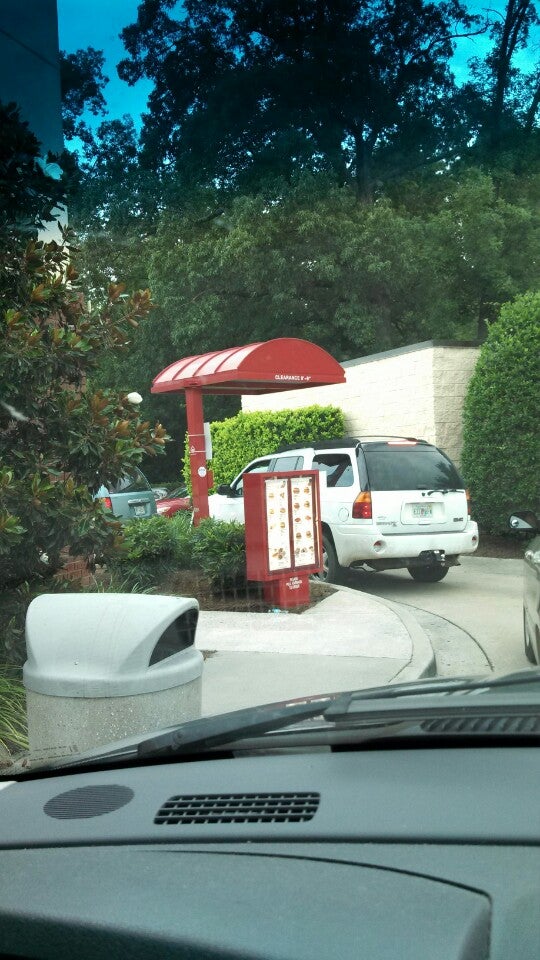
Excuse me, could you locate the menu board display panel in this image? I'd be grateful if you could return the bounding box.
[244,469,322,583]
[290,476,317,568]
[265,477,292,571]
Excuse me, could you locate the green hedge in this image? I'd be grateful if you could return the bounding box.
[183,404,345,490]
[106,513,195,588]
[461,291,540,533]
[191,519,246,584]
[107,514,246,592]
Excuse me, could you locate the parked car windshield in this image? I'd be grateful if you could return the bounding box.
[1,0,538,773]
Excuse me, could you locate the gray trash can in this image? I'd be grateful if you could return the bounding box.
[23,593,203,762]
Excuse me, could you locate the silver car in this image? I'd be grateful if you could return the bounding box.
[94,467,157,521]
[510,511,540,663]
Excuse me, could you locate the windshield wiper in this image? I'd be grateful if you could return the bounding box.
[141,678,540,753]
[137,697,333,758]
[138,674,535,757]
[413,486,458,494]
[30,697,334,770]
[335,670,540,700]
[426,488,459,495]
[325,670,540,719]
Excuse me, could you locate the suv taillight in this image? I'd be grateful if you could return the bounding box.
[466,489,472,518]
[101,496,113,510]
[352,491,372,519]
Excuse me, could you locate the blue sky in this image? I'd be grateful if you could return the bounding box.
[56,0,538,131]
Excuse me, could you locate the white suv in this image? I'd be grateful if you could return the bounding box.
[208,436,479,583]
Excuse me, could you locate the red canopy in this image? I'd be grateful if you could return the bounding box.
[151,338,345,396]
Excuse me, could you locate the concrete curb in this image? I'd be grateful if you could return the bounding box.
[326,582,436,681]
[377,597,437,680]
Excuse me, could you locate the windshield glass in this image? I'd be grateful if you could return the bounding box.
[1,0,538,774]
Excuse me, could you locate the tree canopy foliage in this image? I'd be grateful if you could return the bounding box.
[468,0,540,157]
[116,0,484,198]
[71,167,539,365]
[114,0,539,193]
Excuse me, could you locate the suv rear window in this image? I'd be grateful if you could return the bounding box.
[362,446,463,491]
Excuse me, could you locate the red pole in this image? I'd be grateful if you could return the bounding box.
[185,387,209,525]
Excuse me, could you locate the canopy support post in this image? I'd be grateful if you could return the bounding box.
[185,388,209,525]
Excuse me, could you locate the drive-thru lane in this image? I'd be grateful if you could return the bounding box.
[346,556,525,677]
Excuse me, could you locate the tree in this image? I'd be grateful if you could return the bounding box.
[420,169,540,338]
[60,46,109,150]
[467,0,540,162]
[65,116,161,238]
[64,131,203,483]
[461,291,540,532]
[118,0,482,199]
[0,231,168,588]
[0,106,168,593]
[143,177,429,360]
[142,168,539,353]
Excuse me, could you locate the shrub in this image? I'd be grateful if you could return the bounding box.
[191,519,246,586]
[106,515,180,589]
[184,404,345,489]
[105,515,246,594]
[168,512,196,569]
[461,292,540,532]
[113,515,179,562]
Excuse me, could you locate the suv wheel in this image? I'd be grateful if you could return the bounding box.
[316,534,341,584]
[408,564,449,583]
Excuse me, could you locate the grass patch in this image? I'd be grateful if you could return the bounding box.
[0,664,27,757]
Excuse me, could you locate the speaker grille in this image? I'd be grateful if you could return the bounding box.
[44,785,134,819]
[155,792,320,825]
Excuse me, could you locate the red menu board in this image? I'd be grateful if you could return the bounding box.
[244,471,322,582]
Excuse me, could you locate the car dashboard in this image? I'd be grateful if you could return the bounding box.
[0,745,539,959]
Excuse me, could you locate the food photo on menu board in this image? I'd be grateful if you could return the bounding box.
[290,477,317,568]
[265,477,292,572]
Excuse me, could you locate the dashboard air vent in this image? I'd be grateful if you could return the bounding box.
[154,791,320,825]
[421,715,540,736]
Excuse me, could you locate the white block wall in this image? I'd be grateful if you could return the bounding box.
[242,341,479,466]
[431,346,480,465]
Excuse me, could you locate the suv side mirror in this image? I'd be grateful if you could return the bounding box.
[216,484,233,496]
[509,511,539,532]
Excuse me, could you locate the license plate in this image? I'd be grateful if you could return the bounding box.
[134,505,146,517]
[412,504,433,518]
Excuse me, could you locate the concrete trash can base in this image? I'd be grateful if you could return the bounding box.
[23,594,203,760]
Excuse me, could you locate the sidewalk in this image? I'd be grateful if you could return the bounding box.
[196,585,435,716]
